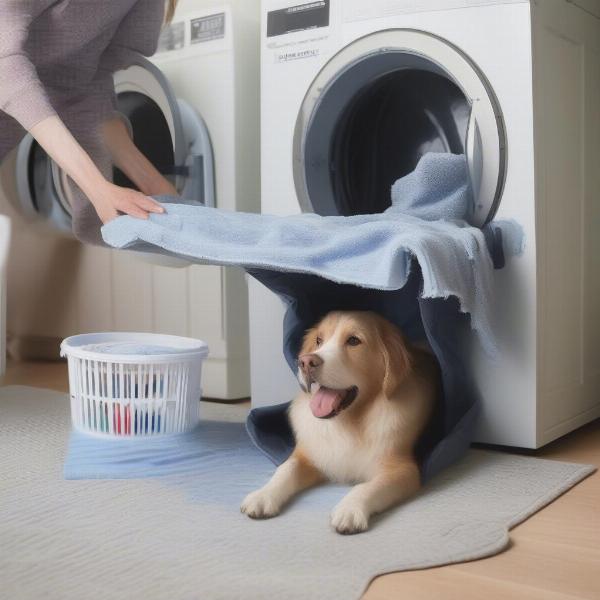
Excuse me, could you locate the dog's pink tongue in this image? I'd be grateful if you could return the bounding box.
[310,387,343,418]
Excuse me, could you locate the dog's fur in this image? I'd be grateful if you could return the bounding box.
[241,310,439,534]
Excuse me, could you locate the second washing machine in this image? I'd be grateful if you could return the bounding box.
[0,0,260,399]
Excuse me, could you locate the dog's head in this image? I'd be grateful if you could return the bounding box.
[297,311,413,419]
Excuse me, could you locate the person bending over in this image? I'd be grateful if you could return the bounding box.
[0,0,181,245]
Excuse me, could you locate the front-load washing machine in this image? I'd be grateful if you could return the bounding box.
[250,0,600,447]
[0,0,260,399]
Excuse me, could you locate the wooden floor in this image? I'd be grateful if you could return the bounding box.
[2,360,599,600]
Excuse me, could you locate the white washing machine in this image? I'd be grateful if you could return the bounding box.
[0,0,260,399]
[0,215,9,377]
[250,0,600,447]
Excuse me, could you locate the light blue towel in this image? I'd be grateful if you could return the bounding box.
[102,153,502,354]
[391,152,474,221]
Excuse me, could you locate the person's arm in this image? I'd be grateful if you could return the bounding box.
[94,0,177,197]
[0,2,164,224]
[92,0,166,125]
[30,116,164,223]
[0,1,56,130]
[98,0,165,74]
[101,116,178,197]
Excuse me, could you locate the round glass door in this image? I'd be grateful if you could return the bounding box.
[112,60,186,193]
[293,30,507,227]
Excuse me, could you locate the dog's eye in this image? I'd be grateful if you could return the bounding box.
[316,337,323,347]
[346,336,362,346]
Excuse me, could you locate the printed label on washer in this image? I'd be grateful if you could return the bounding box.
[267,1,330,38]
[275,47,321,62]
[157,21,185,52]
[191,13,226,44]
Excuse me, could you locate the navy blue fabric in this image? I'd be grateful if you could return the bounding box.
[246,232,503,481]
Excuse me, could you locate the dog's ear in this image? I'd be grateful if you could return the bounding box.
[377,322,413,399]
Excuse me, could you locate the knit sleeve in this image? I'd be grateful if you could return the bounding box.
[0,1,57,130]
[97,0,166,75]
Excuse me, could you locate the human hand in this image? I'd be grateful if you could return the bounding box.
[89,181,165,224]
[29,116,168,225]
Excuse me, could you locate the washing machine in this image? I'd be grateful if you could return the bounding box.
[0,0,260,399]
[0,216,9,377]
[250,0,600,447]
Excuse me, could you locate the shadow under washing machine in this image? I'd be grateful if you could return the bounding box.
[250,0,600,447]
[0,0,260,400]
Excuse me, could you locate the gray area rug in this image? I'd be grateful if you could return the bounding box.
[0,386,594,600]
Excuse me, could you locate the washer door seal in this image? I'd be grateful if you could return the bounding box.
[113,58,215,207]
[294,29,507,227]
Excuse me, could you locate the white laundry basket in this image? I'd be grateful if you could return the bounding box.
[60,332,209,438]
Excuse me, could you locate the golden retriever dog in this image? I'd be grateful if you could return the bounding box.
[241,310,439,534]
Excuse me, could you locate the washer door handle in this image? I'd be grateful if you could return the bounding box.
[466,111,483,221]
[177,99,216,208]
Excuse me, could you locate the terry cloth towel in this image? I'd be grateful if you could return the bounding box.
[100,152,522,481]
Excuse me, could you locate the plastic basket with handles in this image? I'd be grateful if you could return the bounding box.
[60,332,209,438]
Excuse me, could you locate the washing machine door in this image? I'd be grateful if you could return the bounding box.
[294,30,507,227]
[14,134,74,236]
[14,56,215,237]
[113,58,215,206]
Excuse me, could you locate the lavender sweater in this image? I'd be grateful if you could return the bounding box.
[0,0,165,134]
[0,0,166,244]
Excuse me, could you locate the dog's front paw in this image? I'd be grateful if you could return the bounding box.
[331,500,370,535]
[240,489,281,519]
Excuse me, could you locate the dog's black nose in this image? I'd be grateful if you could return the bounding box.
[298,353,323,372]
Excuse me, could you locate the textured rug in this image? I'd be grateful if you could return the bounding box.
[0,386,594,600]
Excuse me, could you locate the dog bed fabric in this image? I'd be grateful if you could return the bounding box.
[101,152,522,480]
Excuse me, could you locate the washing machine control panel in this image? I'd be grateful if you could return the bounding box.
[266,0,330,38]
[156,6,232,57]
